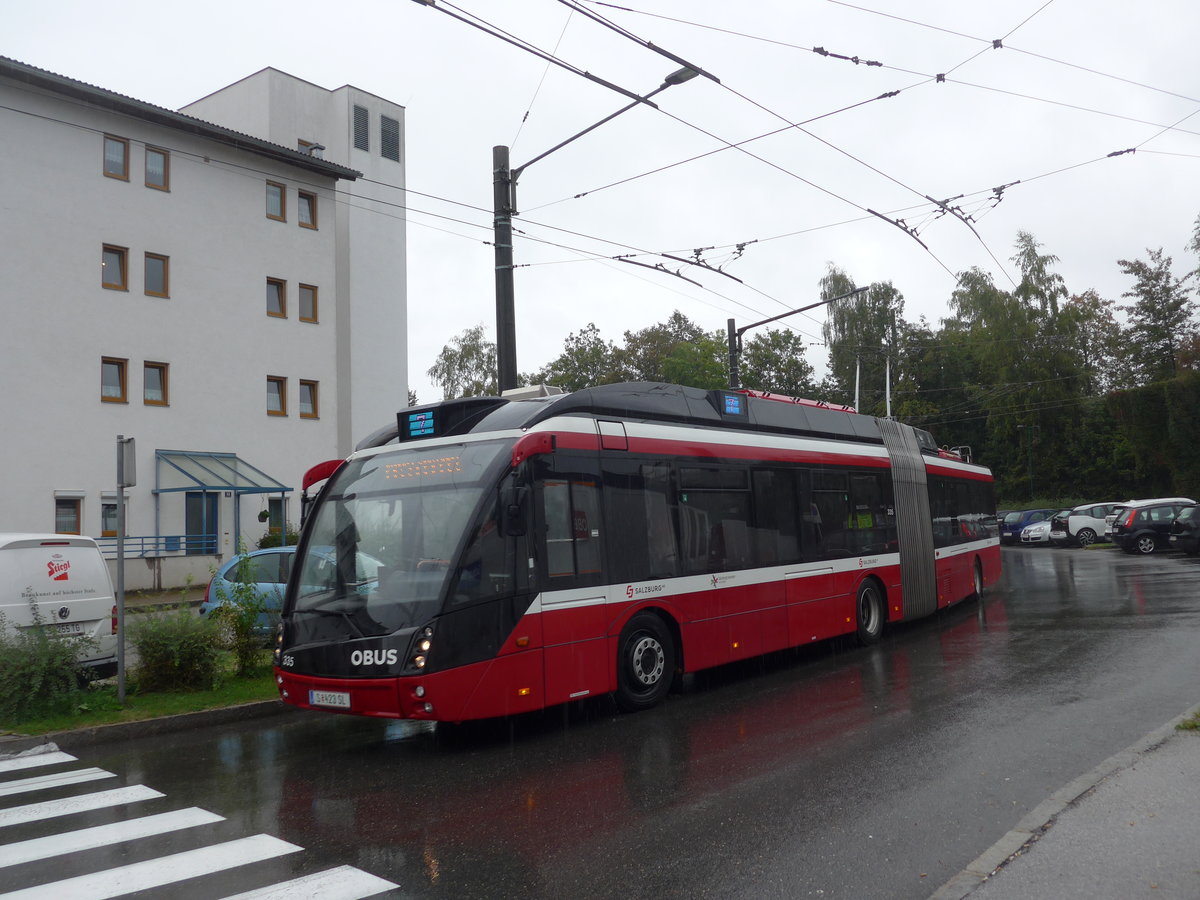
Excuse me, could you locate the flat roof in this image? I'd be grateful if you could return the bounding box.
[1,56,360,181]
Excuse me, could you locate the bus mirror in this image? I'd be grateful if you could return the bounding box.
[501,485,529,536]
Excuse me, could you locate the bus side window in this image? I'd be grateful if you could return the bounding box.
[808,470,851,560]
[542,476,604,585]
[751,468,800,564]
[599,460,677,583]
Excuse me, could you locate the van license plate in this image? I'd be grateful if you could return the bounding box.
[309,690,351,709]
[56,623,84,635]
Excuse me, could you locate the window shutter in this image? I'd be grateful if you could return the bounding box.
[353,105,369,151]
[381,115,400,161]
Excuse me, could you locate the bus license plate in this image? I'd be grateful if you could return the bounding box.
[56,623,84,635]
[309,690,351,709]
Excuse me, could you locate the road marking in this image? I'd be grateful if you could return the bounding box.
[0,752,78,774]
[0,785,164,829]
[220,865,399,899]
[0,834,303,899]
[0,768,115,798]
[0,808,225,868]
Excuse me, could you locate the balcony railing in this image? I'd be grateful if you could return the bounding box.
[95,534,218,560]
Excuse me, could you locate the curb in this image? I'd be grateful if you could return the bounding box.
[0,699,300,757]
[928,702,1200,900]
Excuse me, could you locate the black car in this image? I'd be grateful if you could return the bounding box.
[1170,504,1200,555]
[1111,499,1196,555]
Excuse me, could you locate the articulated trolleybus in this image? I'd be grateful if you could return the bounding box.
[275,382,999,722]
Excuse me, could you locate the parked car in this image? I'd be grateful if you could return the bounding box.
[1169,503,1200,555]
[200,546,297,635]
[1001,509,1058,545]
[1050,502,1123,547]
[200,545,382,634]
[0,533,118,677]
[1021,510,1070,546]
[1110,498,1197,555]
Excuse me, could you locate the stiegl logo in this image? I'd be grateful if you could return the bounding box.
[351,648,398,666]
[47,555,70,582]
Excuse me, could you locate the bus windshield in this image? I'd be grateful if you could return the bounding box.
[293,440,513,635]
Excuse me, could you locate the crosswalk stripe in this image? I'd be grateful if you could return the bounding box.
[0,807,225,868]
[0,752,78,774]
[0,834,303,899]
[0,768,114,798]
[219,865,400,899]
[0,785,164,829]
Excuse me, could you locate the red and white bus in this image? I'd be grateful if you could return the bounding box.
[274,382,999,722]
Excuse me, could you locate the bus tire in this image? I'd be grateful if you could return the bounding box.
[972,558,985,599]
[615,612,675,712]
[855,580,884,646]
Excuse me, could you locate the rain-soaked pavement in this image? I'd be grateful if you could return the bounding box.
[6,546,1200,898]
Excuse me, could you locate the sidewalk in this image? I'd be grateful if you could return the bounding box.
[932,707,1200,900]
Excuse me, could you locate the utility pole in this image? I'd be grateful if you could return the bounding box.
[493,146,517,393]
[492,67,702,393]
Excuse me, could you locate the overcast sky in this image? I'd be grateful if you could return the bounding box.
[10,1,1200,403]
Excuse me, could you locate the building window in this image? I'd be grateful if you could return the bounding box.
[267,376,287,416]
[298,191,317,229]
[144,253,169,298]
[144,362,169,406]
[101,500,119,537]
[102,245,128,290]
[266,278,286,317]
[267,497,286,534]
[299,284,318,322]
[103,135,129,180]
[145,147,169,190]
[299,380,319,419]
[381,115,400,161]
[56,498,82,535]
[266,181,286,221]
[353,105,369,151]
[101,357,127,403]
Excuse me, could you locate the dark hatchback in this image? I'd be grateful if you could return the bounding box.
[1111,499,1196,555]
[1000,508,1057,545]
[1170,504,1200,555]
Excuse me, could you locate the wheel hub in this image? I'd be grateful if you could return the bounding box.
[631,636,664,686]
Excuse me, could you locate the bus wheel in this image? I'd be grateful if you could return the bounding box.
[855,581,884,646]
[615,613,675,712]
[972,559,985,599]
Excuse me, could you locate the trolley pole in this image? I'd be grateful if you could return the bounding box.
[726,286,868,389]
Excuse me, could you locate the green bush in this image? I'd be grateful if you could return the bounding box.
[0,609,95,724]
[129,606,219,692]
[210,550,277,677]
[256,525,299,549]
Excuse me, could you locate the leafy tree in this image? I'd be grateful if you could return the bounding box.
[1057,290,1122,393]
[427,324,500,399]
[1011,230,1067,315]
[661,331,728,389]
[528,323,621,391]
[615,311,709,382]
[738,328,818,397]
[820,266,905,414]
[1117,248,1197,384]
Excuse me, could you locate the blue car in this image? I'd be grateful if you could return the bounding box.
[201,545,382,634]
[1000,508,1058,545]
[200,546,296,634]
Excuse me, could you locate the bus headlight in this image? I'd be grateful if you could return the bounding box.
[273,623,284,664]
[409,625,433,672]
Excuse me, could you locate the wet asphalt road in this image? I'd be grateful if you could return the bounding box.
[8,545,1200,898]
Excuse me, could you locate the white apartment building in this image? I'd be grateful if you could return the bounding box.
[0,57,408,589]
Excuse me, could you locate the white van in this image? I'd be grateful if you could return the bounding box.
[0,534,118,676]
